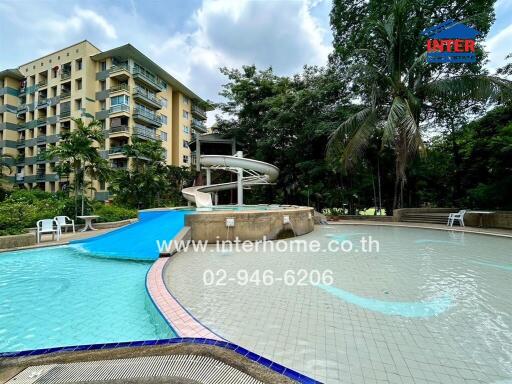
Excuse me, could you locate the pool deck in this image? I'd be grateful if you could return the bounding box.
[0,228,118,253]
[327,220,512,237]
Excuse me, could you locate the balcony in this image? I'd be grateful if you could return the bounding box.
[37,98,48,109]
[108,147,126,156]
[191,118,207,133]
[109,84,130,94]
[133,87,162,109]
[36,171,47,181]
[61,71,71,81]
[132,67,165,91]
[37,135,46,143]
[60,93,71,103]
[133,106,162,127]
[192,105,207,119]
[133,124,160,141]
[60,109,71,118]
[109,64,130,80]
[38,80,48,88]
[109,125,130,135]
[36,118,47,127]
[109,104,130,115]
[16,173,24,182]
[17,139,25,147]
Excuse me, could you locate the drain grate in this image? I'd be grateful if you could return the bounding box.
[7,355,264,384]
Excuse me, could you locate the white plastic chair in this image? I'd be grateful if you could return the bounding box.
[447,210,466,227]
[54,215,75,233]
[36,219,61,243]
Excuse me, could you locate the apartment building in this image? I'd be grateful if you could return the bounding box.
[0,40,209,200]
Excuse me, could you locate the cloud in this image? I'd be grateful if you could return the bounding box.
[149,0,331,105]
[74,8,118,39]
[485,23,512,71]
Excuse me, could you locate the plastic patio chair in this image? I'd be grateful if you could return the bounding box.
[447,210,466,227]
[36,219,61,243]
[54,215,75,233]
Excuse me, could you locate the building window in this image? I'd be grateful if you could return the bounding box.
[75,98,82,111]
[161,97,168,107]
[183,110,189,119]
[111,95,129,106]
[160,131,167,141]
[161,115,168,124]
[183,140,188,148]
[75,78,82,90]
[183,125,189,134]
[100,80,106,91]
[100,100,106,110]
[75,58,83,71]
[183,155,189,163]
[100,61,107,71]
[183,96,189,104]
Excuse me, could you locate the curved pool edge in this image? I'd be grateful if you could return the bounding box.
[146,257,223,340]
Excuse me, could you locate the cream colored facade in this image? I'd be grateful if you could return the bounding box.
[0,40,209,199]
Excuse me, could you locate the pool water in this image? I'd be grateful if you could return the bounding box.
[166,225,512,383]
[0,246,173,353]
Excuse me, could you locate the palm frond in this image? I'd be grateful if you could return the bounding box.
[422,75,512,103]
[326,106,378,169]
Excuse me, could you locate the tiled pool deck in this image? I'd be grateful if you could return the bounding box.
[161,223,512,383]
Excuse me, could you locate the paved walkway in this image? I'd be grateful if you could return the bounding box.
[0,228,117,253]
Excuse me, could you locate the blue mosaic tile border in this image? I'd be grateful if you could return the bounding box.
[0,337,321,384]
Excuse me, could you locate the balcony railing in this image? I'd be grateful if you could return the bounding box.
[37,135,46,143]
[60,109,71,118]
[110,125,129,134]
[109,63,130,75]
[36,118,47,126]
[17,104,28,113]
[109,84,130,93]
[36,172,46,181]
[38,80,48,88]
[108,146,126,155]
[60,90,71,100]
[133,106,162,126]
[61,71,71,80]
[17,139,25,147]
[16,173,24,182]
[109,104,130,114]
[132,67,165,91]
[192,104,207,119]
[191,118,207,133]
[133,87,163,108]
[133,124,159,140]
[37,98,48,108]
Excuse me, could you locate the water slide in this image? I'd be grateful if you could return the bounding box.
[182,155,279,208]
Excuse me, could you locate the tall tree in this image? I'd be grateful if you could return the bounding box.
[45,118,110,217]
[327,0,511,209]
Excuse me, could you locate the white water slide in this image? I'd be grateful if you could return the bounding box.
[182,154,279,208]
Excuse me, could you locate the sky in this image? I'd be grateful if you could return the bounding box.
[0,0,511,125]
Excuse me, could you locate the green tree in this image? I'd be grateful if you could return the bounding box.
[45,118,110,217]
[326,0,511,209]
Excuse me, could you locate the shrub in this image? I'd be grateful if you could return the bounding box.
[92,203,138,223]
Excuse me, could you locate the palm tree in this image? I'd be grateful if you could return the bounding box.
[327,0,512,209]
[46,118,111,217]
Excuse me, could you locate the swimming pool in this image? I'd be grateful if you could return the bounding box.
[164,224,512,383]
[0,246,174,353]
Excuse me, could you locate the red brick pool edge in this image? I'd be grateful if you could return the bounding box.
[146,258,224,340]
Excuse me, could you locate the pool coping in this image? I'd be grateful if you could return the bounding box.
[326,220,512,238]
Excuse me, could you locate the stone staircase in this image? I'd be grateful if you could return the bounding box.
[400,212,453,225]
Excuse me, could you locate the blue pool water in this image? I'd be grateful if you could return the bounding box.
[72,210,192,261]
[0,246,174,353]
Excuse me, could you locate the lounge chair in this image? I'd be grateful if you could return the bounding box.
[54,215,75,233]
[36,219,61,243]
[447,210,466,227]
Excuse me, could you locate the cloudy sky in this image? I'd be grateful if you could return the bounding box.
[0,0,511,124]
